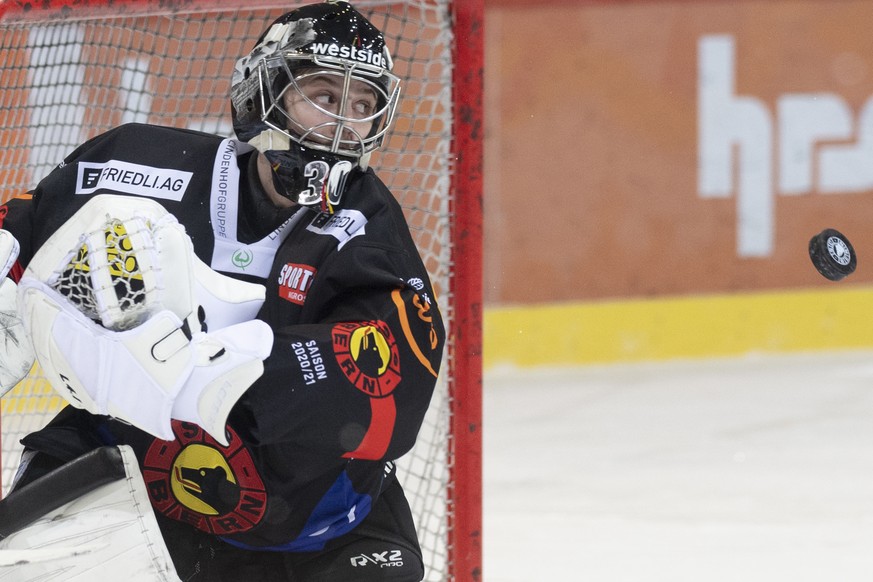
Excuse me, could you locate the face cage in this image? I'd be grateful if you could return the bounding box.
[257,54,401,159]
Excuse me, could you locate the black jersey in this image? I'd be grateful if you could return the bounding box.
[2,123,445,551]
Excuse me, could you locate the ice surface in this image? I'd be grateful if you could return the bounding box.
[484,351,873,581]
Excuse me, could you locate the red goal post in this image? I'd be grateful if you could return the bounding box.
[0,1,483,580]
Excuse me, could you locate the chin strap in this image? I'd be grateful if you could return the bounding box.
[248,128,290,153]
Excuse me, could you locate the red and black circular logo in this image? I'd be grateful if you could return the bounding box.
[142,421,267,535]
[332,320,401,397]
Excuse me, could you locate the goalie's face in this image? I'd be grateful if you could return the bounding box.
[279,68,384,155]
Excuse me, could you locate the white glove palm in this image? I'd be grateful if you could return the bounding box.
[0,229,35,396]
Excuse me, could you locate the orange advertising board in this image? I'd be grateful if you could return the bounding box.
[485,0,873,303]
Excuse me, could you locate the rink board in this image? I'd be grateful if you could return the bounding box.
[484,286,873,368]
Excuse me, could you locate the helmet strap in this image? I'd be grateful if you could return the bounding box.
[358,151,372,171]
[248,128,290,153]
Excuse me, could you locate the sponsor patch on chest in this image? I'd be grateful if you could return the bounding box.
[278,262,316,305]
[306,208,367,250]
[76,160,192,201]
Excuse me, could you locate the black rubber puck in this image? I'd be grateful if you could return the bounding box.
[809,229,856,281]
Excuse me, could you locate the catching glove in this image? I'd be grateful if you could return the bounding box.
[18,195,272,444]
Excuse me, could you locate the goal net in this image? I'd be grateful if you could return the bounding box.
[0,0,482,580]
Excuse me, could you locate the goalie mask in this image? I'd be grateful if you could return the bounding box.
[231,1,401,212]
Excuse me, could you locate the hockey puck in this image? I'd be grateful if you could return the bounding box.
[808,228,856,281]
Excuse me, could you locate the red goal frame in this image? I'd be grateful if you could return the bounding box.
[448,2,484,581]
